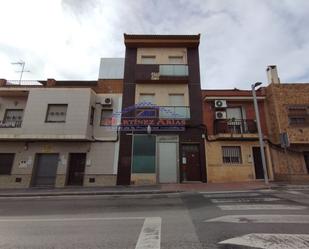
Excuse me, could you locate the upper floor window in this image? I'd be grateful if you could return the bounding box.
[141,55,156,64]
[3,109,23,127]
[100,109,113,126]
[0,153,15,175]
[168,56,184,64]
[287,105,309,126]
[139,94,155,105]
[222,146,242,164]
[169,94,185,106]
[45,104,68,123]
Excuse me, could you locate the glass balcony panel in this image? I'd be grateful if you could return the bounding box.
[159,65,188,76]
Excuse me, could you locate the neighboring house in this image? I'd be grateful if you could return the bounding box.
[265,65,309,181]
[0,58,123,188]
[202,88,274,183]
[117,34,206,185]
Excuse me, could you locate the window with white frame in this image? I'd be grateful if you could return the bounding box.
[222,146,242,164]
[100,109,113,126]
[139,94,155,105]
[45,104,68,123]
[168,56,184,64]
[141,55,156,64]
[169,94,185,106]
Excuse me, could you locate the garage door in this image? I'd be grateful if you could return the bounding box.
[33,154,59,187]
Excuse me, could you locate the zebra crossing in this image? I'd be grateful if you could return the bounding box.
[202,190,309,248]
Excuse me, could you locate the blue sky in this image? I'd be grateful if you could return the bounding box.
[0,0,308,89]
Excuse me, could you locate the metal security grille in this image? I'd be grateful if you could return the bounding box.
[222,146,242,164]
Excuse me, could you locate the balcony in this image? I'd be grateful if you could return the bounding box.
[135,64,189,83]
[0,120,22,128]
[214,119,257,134]
[135,106,190,119]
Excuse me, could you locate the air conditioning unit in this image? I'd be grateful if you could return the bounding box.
[102,97,112,106]
[215,111,227,119]
[215,99,227,108]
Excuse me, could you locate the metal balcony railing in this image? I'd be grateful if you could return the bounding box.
[159,65,189,76]
[214,119,257,134]
[0,120,22,128]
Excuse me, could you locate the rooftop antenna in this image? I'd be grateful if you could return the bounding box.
[11,60,30,85]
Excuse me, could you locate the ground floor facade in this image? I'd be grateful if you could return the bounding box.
[205,140,274,183]
[117,128,207,185]
[269,144,309,182]
[0,141,119,188]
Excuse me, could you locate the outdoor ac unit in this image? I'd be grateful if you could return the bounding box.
[214,99,227,108]
[102,97,112,106]
[215,111,227,119]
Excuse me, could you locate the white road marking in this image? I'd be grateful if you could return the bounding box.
[286,190,303,195]
[211,197,280,203]
[203,193,261,198]
[200,190,260,194]
[219,233,309,249]
[205,215,309,223]
[0,216,147,222]
[218,204,307,210]
[135,217,161,249]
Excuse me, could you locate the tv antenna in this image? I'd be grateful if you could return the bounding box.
[11,60,30,85]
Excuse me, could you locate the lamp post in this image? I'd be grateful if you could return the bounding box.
[252,82,269,185]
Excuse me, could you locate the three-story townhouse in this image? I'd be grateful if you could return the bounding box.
[117,34,206,185]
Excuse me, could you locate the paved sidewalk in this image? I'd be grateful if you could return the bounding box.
[0,181,308,198]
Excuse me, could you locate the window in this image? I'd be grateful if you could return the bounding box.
[168,56,183,64]
[0,153,15,175]
[169,94,185,106]
[100,109,113,126]
[139,94,155,105]
[132,135,156,173]
[141,55,156,64]
[90,106,95,125]
[3,109,23,127]
[45,104,68,123]
[222,146,242,164]
[287,105,309,126]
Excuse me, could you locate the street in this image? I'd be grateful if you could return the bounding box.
[0,188,309,248]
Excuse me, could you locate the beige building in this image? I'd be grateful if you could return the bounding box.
[202,89,274,183]
[0,58,124,188]
[265,65,309,181]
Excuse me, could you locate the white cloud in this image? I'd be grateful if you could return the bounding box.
[0,0,308,88]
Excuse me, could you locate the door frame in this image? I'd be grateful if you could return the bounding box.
[251,146,269,180]
[66,153,87,186]
[31,153,59,187]
[156,135,179,184]
[180,142,202,182]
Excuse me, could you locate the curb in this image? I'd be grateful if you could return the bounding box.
[0,190,183,198]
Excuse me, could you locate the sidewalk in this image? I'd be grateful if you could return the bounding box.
[0,182,308,198]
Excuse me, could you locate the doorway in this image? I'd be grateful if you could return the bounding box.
[304,152,309,174]
[158,142,178,183]
[252,147,267,179]
[32,154,59,187]
[181,144,202,181]
[67,153,86,186]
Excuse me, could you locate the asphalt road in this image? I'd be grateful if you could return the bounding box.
[0,188,308,249]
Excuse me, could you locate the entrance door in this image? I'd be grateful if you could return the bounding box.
[158,142,177,183]
[67,153,86,186]
[33,154,59,187]
[181,144,201,181]
[252,147,266,179]
[304,152,309,174]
